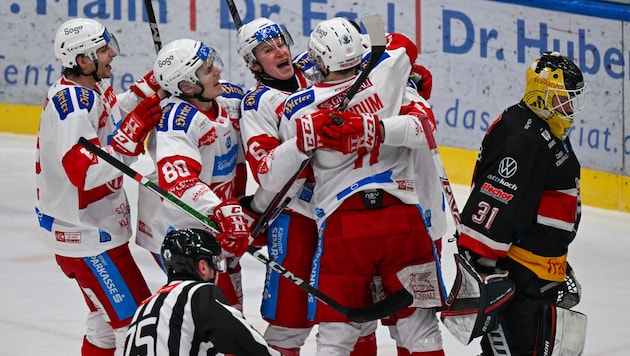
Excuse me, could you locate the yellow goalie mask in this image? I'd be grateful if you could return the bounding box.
[523,52,586,140]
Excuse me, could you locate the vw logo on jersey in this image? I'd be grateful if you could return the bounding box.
[498,157,517,178]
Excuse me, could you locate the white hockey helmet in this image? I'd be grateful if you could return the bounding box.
[54,18,119,68]
[236,17,294,66]
[153,39,223,96]
[308,17,364,74]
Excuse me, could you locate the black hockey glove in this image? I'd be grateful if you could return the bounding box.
[557,263,582,309]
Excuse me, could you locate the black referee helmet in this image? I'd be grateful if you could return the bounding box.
[161,228,226,280]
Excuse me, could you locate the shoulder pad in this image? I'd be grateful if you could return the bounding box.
[293,51,314,72]
[361,51,390,71]
[221,81,245,99]
[283,89,315,120]
[242,86,270,111]
[51,87,95,120]
[157,102,198,133]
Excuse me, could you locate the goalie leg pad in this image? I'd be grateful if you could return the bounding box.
[535,304,587,356]
[440,254,515,345]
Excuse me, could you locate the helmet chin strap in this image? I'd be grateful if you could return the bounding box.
[182,81,214,102]
[77,57,101,82]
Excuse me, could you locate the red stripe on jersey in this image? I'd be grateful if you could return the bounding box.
[63,138,119,209]
[458,230,508,261]
[245,134,281,184]
[386,33,418,66]
[537,189,577,225]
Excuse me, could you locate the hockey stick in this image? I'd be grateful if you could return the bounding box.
[142,0,162,53]
[418,116,462,237]
[337,13,386,112]
[224,0,243,28]
[78,137,411,322]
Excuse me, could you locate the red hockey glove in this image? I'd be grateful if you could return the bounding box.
[321,111,382,154]
[410,64,433,100]
[130,70,161,99]
[111,94,162,156]
[213,198,250,257]
[295,109,334,153]
[238,195,267,247]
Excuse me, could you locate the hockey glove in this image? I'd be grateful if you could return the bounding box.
[130,70,161,99]
[295,109,335,153]
[111,94,162,156]
[410,64,433,100]
[320,111,383,154]
[557,263,582,309]
[238,195,267,247]
[213,198,250,257]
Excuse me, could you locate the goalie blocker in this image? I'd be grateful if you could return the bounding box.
[441,254,587,355]
[440,253,515,345]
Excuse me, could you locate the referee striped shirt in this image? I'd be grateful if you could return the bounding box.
[123,280,279,355]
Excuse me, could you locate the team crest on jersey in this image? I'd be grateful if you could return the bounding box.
[284,89,315,119]
[221,82,245,99]
[243,87,269,111]
[52,89,75,120]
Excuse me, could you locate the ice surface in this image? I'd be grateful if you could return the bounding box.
[1,133,627,355]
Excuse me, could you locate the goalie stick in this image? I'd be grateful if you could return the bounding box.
[77,137,411,322]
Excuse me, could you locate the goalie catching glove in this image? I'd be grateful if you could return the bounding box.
[440,253,515,345]
[213,198,250,257]
[111,94,162,156]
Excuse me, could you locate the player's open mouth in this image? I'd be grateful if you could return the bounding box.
[278,60,290,69]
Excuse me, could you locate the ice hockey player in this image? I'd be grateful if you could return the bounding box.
[36,18,163,355]
[150,38,250,310]
[279,17,446,355]
[235,17,320,356]
[123,228,280,355]
[442,51,587,355]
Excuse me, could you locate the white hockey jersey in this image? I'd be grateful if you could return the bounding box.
[135,81,245,253]
[36,76,143,257]
[239,65,312,217]
[278,33,432,226]
[152,95,242,238]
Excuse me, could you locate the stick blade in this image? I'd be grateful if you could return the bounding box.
[345,289,414,323]
[360,13,386,48]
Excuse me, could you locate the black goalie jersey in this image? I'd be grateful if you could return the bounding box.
[123,280,278,355]
[458,102,581,282]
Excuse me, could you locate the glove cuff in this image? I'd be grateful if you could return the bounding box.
[131,71,160,99]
